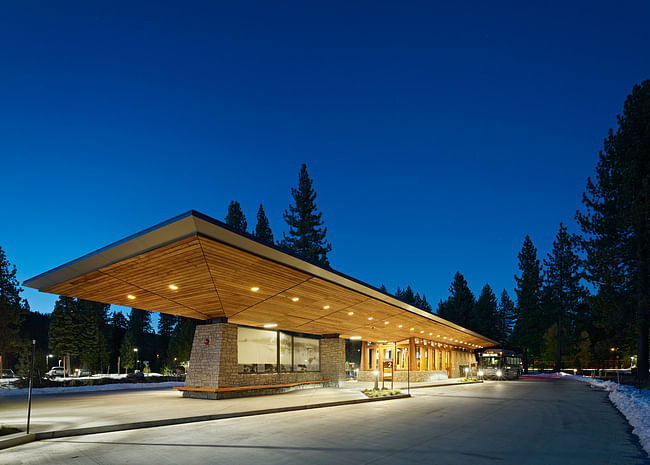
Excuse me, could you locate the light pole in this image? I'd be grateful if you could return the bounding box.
[46,354,53,369]
[133,348,139,371]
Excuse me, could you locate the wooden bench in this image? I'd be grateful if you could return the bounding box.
[174,380,329,397]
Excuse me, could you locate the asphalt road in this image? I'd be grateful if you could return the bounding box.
[3,379,648,465]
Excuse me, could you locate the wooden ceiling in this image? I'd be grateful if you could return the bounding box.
[42,234,493,349]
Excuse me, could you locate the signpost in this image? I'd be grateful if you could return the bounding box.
[26,339,35,434]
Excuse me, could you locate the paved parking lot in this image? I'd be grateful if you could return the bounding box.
[3,379,649,465]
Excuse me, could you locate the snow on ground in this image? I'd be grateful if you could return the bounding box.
[0,380,183,397]
[572,375,650,457]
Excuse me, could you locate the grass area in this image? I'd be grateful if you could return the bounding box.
[0,426,21,436]
[362,387,402,398]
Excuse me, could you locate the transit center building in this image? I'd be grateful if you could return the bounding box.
[24,211,496,398]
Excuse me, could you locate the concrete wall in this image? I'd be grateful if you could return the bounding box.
[185,322,346,390]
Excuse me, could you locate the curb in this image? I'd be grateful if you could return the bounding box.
[2,394,410,448]
[0,432,36,450]
[407,380,483,389]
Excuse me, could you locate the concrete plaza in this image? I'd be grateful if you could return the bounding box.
[3,379,649,464]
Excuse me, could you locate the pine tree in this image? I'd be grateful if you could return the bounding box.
[128,308,153,340]
[254,203,274,243]
[497,290,516,344]
[576,80,650,383]
[119,332,136,372]
[109,311,128,372]
[158,313,177,337]
[512,236,544,366]
[472,284,499,340]
[281,164,332,266]
[395,286,432,312]
[48,296,80,375]
[543,223,586,371]
[225,200,247,232]
[0,246,26,370]
[77,300,110,373]
[167,317,196,365]
[437,272,475,327]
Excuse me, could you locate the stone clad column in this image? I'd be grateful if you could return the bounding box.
[320,334,346,387]
[184,318,237,390]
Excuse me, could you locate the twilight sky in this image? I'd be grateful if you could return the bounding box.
[1,1,649,316]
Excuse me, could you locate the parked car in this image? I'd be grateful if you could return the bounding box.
[74,368,92,377]
[126,370,144,379]
[1,369,15,378]
[46,367,66,378]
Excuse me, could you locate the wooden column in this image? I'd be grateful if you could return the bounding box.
[428,346,433,370]
[378,346,384,381]
[409,338,417,371]
[419,345,425,371]
[361,341,368,371]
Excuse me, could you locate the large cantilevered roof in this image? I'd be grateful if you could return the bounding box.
[24,211,496,348]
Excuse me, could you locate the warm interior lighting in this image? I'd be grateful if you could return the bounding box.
[437,335,441,338]
[347,311,354,316]
[251,287,260,292]
[429,333,433,336]
[384,321,389,325]
[350,336,362,340]
[264,323,278,328]
[291,297,300,302]
[377,340,387,343]
[443,336,448,339]
[323,305,330,310]
[127,295,136,300]
[409,327,414,331]
[168,284,179,290]
[398,325,403,328]
[368,317,373,320]
[420,330,424,334]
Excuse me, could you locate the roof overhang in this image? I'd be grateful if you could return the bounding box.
[24,210,497,348]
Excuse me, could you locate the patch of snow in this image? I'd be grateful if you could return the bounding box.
[0,381,183,397]
[572,375,650,457]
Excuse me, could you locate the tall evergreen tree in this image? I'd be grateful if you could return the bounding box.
[48,296,80,375]
[437,272,475,327]
[577,80,650,383]
[543,223,587,371]
[281,164,332,266]
[472,284,499,340]
[109,311,129,372]
[225,200,247,232]
[77,300,110,373]
[395,285,432,312]
[119,332,136,373]
[128,308,153,341]
[254,203,274,243]
[497,290,516,344]
[0,246,27,370]
[512,236,544,366]
[158,312,177,337]
[167,317,196,365]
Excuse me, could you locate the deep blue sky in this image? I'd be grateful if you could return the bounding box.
[1,2,649,317]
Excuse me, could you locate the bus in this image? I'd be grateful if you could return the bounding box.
[477,349,523,380]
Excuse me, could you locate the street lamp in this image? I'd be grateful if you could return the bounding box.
[133,348,139,371]
[373,370,379,390]
[46,354,53,368]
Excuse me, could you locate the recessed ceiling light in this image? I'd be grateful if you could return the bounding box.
[291,297,299,302]
[398,325,403,328]
[420,330,424,334]
[377,340,387,343]
[251,287,260,292]
[368,317,373,320]
[443,336,448,339]
[347,311,354,316]
[437,335,441,338]
[384,321,389,325]
[323,305,330,310]
[409,327,414,331]
[264,323,278,328]
[429,333,433,336]
[350,336,362,340]
[127,295,136,300]
[169,284,178,290]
